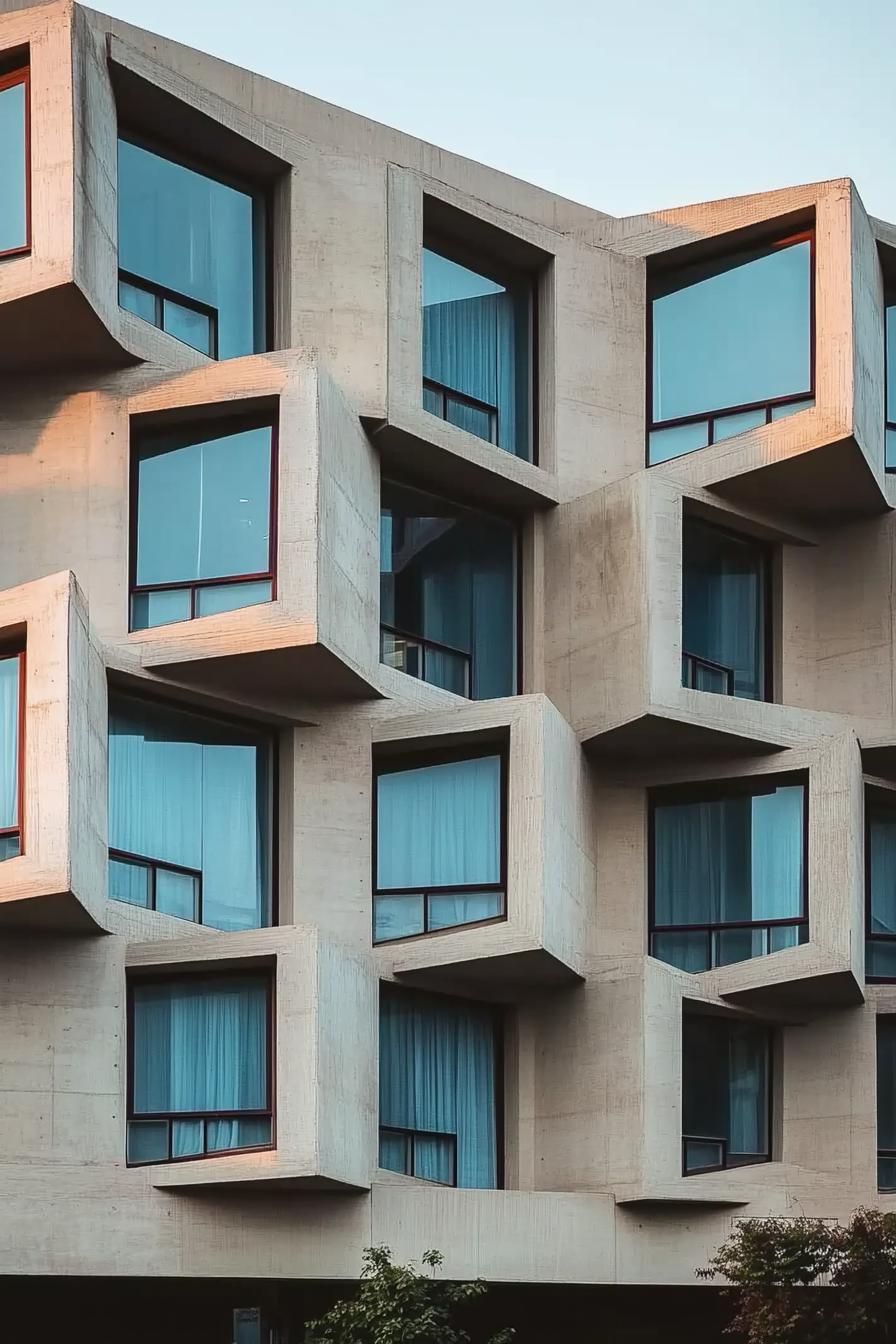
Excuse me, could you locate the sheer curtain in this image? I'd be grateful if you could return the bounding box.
[871,808,896,934]
[133,977,269,1155]
[379,989,498,1188]
[682,522,764,700]
[728,1024,768,1156]
[0,656,19,830]
[750,786,804,921]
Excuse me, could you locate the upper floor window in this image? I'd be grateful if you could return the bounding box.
[0,650,22,860]
[0,59,29,258]
[422,234,534,461]
[130,415,275,631]
[108,695,273,931]
[118,136,267,359]
[650,775,807,972]
[885,293,896,470]
[380,481,518,700]
[682,517,771,700]
[379,985,500,1188]
[127,973,272,1165]
[649,233,813,465]
[866,794,896,981]
[682,1013,771,1175]
[374,748,505,943]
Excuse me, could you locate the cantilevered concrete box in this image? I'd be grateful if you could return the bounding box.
[98,352,380,701]
[0,570,106,930]
[125,924,377,1190]
[372,693,595,995]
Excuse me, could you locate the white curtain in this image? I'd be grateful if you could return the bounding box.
[0,656,19,830]
[379,990,497,1188]
[377,756,501,890]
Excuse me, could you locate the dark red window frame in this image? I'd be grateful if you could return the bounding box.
[0,62,31,260]
[0,648,25,858]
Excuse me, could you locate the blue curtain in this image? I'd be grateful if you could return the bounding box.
[683,1016,768,1160]
[728,1023,768,1157]
[870,806,896,934]
[682,521,765,700]
[0,79,27,253]
[132,976,269,1154]
[379,989,498,1188]
[0,656,18,832]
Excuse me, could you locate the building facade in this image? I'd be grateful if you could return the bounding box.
[1,1,896,1339]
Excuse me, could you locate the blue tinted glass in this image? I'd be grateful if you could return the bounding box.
[135,424,272,587]
[870,805,896,939]
[119,278,157,324]
[194,580,272,618]
[888,306,896,426]
[682,519,767,701]
[770,397,814,421]
[0,78,27,253]
[0,833,20,861]
[648,420,709,465]
[163,297,213,356]
[109,856,151,907]
[0,655,19,831]
[713,407,767,442]
[130,588,192,631]
[887,427,896,471]
[652,239,811,423]
[374,893,425,942]
[127,1120,169,1164]
[118,139,264,359]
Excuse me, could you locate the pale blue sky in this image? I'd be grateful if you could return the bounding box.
[97,0,896,220]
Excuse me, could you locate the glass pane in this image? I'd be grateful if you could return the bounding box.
[427,889,503,930]
[684,1139,724,1173]
[414,1133,455,1184]
[108,696,270,930]
[118,138,263,360]
[132,976,268,1115]
[0,833,20,861]
[119,278,157,324]
[650,930,709,973]
[714,926,765,967]
[769,923,802,953]
[0,655,20,830]
[878,1020,896,1150]
[422,246,531,460]
[728,1022,769,1157]
[422,384,444,417]
[887,305,896,423]
[155,868,198,921]
[130,588,192,631]
[867,940,896,980]
[750,786,804,921]
[373,893,425,943]
[682,518,767,701]
[377,755,501,890]
[207,1116,271,1152]
[233,1310,263,1344]
[135,423,272,588]
[880,1156,896,1191]
[0,78,27,253]
[682,1016,728,1143]
[647,421,709,465]
[109,856,151,908]
[424,646,469,697]
[195,580,272,618]
[652,239,811,422]
[712,407,767,442]
[380,482,516,700]
[770,397,814,421]
[162,298,213,355]
[379,1129,410,1174]
[171,1118,204,1157]
[887,426,896,472]
[870,805,896,935]
[380,629,423,679]
[127,1120,169,1164]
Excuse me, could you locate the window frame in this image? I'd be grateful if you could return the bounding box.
[681,514,775,704]
[116,129,273,357]
[0,61,31,261]
[421,227,538,466]
[372,742,509,946]
[379,983,505,1189]
[107,688,278,929]
[127,410,279,630]
[125,968,276,1167]
[0,645,25,858]
[864,790,896,983]
[681,1013,774,1177]
[646,229,816,461]
[648,771,810,970]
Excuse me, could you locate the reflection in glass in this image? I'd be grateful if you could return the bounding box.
[0,76,27,254]
[682,518,769,701]
[682,1015,770,1173]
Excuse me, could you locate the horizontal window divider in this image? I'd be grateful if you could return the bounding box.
[650,390,814,434]
[118,268,217,322]
[132,572,274,595]
[110,848,202,881]
[422,377,498,418]
[131,1109,271,1121]
[375,882,504,898]
[652,917,807,933]
[380,1123,457,1140]
[379,623,472,663]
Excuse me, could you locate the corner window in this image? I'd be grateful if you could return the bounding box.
[117,136,267,359]
[379,985,500,1188]
[650,775,807,972]
[0,650,23,860]
[649,233,813,464]
[422,235,534,461]
[0,59,29,258]
[682,1014,771,1174]
[130,415,275,630]
[380,481,518,699]
[866,794,896,981]
[108,695,273,931]
[885,295,896,471]
[127,973,272,1164]
[682,517,771,700]
[373,749,505,943]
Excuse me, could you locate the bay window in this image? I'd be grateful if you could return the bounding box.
[130,415,275,631]
[682,1013,771,1174]
[0,58,28,257]
[682,517,771,700]
[650,775,807,972]
[127,973,272,1164]
[0,650,22,860]
[379,985,500,1188]
[108,695,273,931]
[649,232,813,464]
[374,748,505,943]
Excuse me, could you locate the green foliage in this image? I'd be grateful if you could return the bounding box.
[698,1208,896,1343]
[304,1245,515,1344]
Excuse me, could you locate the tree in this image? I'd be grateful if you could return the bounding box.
[698,1208,896,1343]
[304,1245,515,1344]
